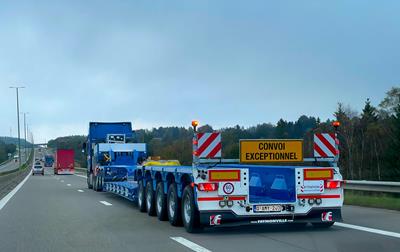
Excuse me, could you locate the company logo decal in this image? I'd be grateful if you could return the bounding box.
[210,215,222,225]
[321,212,333,222]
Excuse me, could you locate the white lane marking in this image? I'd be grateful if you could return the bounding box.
[170,237,212,252]
[60,180,64,183]
[99,201,112,206]
[67,184,71,186]
[77,190,84,193]
[335,222,400,239]
[74,174,87,179]
[0,169,32,211]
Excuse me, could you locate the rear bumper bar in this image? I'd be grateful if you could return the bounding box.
[56,170,75,175]
[200,207,342,227]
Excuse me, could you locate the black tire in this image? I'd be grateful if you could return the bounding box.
[99,175,103,191]
[182,185,201,233]
[93,175,98,191]
[96,175,103,191]
[156,182,168,221]
[32,173,34,176]
[312,222,335,228]
[138,180,146,212]
[95,176,98,190]
[167,183,182,226]
[87,173,93,189]
[146,180,156,216]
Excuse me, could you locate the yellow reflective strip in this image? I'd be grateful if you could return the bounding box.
[305,170,331,178]
[211,171,239,180]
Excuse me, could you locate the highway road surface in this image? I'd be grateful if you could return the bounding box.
[0,149,30,172]
[0,168,399,252]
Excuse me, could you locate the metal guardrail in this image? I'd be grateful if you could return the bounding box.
[344,180,400,194]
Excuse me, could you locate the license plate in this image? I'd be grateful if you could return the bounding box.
[254,205,283,213]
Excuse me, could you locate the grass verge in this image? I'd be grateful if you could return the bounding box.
[344,189,400,211]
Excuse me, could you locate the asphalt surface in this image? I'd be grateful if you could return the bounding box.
[0,149,30,172]
[0,166,399,251]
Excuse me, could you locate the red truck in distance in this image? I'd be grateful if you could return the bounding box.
[54,149,75,175]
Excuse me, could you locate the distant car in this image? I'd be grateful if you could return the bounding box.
[32,164,44,176]
[35,161,41,166]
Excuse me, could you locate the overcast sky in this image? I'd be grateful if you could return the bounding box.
[1,1,399,143]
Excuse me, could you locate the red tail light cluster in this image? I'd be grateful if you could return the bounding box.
[324,180,342,189]
[197,183,218,191]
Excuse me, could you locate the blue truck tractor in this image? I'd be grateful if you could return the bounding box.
[83,122,147,191]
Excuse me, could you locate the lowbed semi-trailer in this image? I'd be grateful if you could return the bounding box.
[84,121,344,233]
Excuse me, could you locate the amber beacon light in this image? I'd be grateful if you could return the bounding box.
[192,120,199,131]
[332,121,340,129]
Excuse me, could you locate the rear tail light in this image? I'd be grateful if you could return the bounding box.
[197,183,218,191]
[324,180,342,189]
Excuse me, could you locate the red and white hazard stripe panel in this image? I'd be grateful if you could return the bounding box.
[313,133,339,158]
[196,132,222,158]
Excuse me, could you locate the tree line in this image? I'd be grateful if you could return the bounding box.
[47,87,400,181]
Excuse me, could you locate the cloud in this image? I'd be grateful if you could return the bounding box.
[0,1,399,142]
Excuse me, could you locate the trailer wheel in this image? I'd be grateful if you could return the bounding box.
[138,180,146,212]
[182,185,201,233]
[312,222,334,228]
[99,176,104,191]
[146,181,156,216]
[96,175,103,191]
[167,183,182,226]
[93,175,98,191]
[87,173,93,189]
[156,182,167,221]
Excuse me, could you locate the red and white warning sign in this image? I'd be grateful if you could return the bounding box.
[196,132,222,158]
[313,133,339,158]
